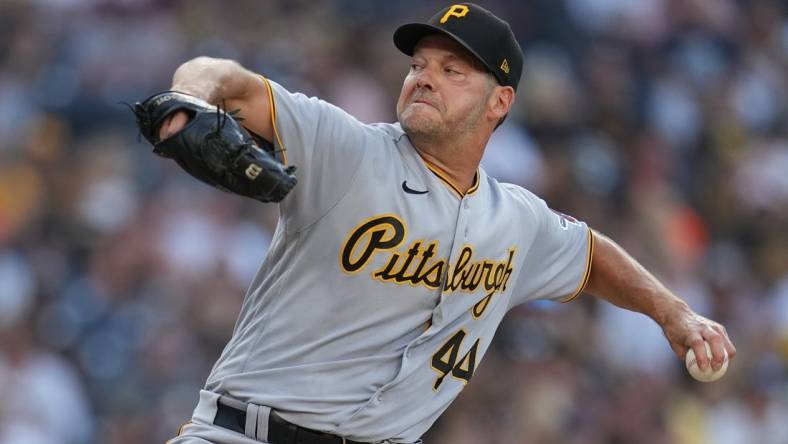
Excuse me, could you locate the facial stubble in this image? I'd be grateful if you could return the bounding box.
[399,83,494,145]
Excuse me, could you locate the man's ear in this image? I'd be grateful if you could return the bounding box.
[489,86,515,120]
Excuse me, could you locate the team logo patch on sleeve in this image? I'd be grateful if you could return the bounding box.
[551,209,580,230]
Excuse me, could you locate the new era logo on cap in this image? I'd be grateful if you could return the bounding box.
[393,3,523,91]
[500,59,510,74]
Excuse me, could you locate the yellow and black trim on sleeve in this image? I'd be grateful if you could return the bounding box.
[164,421,192,444]
[560,228,595,303]
[259,75,289,166]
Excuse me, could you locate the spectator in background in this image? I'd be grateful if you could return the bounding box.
[0,253,92,444]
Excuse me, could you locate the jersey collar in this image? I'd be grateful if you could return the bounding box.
[394,124,483,199]
[421,160,480,198]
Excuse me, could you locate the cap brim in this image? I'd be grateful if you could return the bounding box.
[393,23,495,77]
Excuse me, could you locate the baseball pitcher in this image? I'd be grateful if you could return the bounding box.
[132,3,736,444]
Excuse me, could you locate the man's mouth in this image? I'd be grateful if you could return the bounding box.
[412,99,438,110]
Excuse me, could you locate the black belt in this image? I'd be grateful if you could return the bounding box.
[213,399,365,444]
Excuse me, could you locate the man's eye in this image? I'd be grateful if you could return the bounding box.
[410,63,422,71]
[445,67,461,75]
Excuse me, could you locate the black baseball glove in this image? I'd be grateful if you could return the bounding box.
[131,91,296,203]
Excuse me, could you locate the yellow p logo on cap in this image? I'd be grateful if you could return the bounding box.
[440,4,470,23]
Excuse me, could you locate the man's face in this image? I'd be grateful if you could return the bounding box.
[397,34,495,141]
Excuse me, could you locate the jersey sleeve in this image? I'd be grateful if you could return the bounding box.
[260,77,369,230]
[508,194,595,308]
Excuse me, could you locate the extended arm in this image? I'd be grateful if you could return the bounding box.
[160,57,273,141]
[584,231,736,371]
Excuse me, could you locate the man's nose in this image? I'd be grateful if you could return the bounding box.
[414,67,436,91]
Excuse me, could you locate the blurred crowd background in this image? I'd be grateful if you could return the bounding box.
[1,0,787,443]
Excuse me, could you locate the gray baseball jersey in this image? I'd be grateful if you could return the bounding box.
[203,78,594,443]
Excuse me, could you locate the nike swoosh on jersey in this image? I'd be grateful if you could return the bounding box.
[402,181,429,195]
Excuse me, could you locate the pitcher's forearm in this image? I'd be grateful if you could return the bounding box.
[584,231,691,326]
[585,230,735,368]
[168,57,274,142]
[171,57,256,104]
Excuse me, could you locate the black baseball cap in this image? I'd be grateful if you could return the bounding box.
[393,3,523,91]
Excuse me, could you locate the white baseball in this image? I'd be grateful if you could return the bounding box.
[685,342,728,382]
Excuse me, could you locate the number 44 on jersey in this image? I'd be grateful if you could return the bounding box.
[431,329,480,390]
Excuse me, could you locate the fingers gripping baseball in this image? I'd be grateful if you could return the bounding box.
[663,311,736,372]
